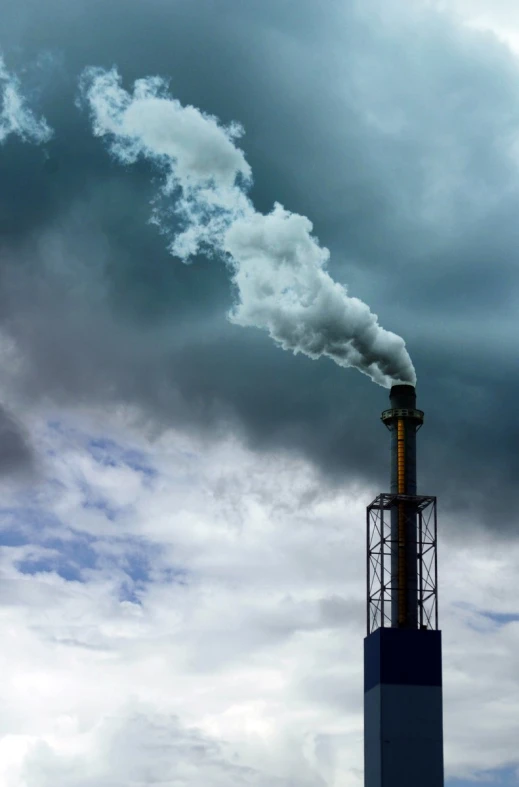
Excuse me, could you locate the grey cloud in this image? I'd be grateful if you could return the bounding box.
[0,0,517,525]
[0,405,34,476]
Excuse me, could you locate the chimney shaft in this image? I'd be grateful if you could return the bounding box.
[381,384,423,628]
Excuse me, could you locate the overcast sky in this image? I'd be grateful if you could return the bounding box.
[0,0,519,785]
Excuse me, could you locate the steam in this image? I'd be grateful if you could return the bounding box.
[80,67,415,387]
[0,55,53,145]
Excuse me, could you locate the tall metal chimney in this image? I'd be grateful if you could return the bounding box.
[382,384,422,628]
[364,385,444,786]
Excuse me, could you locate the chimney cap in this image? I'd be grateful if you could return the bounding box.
[390,384,417,410]
[382,385,423,428]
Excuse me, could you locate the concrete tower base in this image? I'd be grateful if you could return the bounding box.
[364,627,444,787]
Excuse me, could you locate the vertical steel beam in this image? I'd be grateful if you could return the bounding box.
[367,505,370,635]
[381,504,385,629]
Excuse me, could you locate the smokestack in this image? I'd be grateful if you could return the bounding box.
[381,384,423,628]
[364,387,444,786]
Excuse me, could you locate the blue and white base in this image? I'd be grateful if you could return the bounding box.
[364,627,444,787]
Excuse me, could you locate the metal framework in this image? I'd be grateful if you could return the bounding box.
[367,493,438,635]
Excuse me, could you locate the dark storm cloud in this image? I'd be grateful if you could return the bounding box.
[0,0,518,525]
[0,406,34,476]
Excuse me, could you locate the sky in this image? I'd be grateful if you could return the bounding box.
[0,0,519,784]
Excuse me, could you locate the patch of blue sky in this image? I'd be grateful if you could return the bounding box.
[45,533,98,569]
[451,602,519,630]
[119,580,141,604]
[117,551,152,603]
[0,506,62,543]
[480,611,519,626]
[98,538,190,603]
[3,421,187,593]
[1,500,188,593]
[0,527,28,547]
[24,478,67,506]
[161,566,189,586]
[15,554,83,582]
[87,436,157,479]
[77,475,129,522]
[12,527,97,582]
[116,545,152,584]
[81,493,123,522]
[14,530,189,596]
[47,418,158,480]
[96,538,188,581]
[447,766,519,786]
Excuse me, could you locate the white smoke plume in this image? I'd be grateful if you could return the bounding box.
[0,55,53,145]
[80,67,416,387]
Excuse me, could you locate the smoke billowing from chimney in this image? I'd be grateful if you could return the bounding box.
[0,55,53,145]
[79,67,416,388]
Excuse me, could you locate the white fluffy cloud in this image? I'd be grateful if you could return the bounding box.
[0,409,365,786]
[0,405,517,785]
